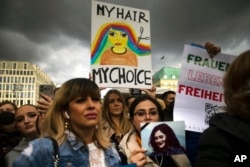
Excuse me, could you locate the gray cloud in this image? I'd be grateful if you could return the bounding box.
[1,0,249,84]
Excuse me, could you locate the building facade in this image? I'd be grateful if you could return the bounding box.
[152,67,181,91]
[0,60,55,106]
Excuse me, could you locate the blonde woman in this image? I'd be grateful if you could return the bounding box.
[102,89,132,141]
[5,104,40,167]
[13,78,120,167]
[102,89,133,164]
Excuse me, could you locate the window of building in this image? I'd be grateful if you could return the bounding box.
[13,63,16,69]
[24,71,26,75]
[24,64,27,69]
[20,92,23,98]
[13,92,16,98]
[12,84,15,91]
[2,63,5,69]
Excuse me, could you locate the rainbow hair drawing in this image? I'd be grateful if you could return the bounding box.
[91,22,151,64]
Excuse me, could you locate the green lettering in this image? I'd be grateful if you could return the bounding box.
[187,54,194,63]
[202,58,209,67]
[211,60,218,69]
[218,62,226,72]
[194,56,202,65]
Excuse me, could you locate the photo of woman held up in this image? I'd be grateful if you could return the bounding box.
[141,121,186,157]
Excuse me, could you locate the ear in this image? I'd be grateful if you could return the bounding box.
[64,111,70,119]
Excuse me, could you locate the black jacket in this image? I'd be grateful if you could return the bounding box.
[196,112,250,167]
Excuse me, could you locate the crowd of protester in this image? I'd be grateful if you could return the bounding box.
[1,43,249,167]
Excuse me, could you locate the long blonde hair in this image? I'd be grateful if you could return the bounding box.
[41,78,110,149]
[102,89,132,135]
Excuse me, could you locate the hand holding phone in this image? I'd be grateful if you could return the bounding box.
[39,85,54,98]
[38,85,54,114]
[130,88,142,97]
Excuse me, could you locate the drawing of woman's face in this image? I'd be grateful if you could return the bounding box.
[154,130,166,148]
[108,28,128,48]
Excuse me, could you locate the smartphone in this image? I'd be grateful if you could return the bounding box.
[39,84,54,98]
[129,88,142,97]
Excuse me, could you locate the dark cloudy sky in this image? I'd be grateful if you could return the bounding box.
[1,0,249,85]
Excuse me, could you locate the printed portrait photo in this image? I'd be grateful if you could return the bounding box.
[141,121,186,156]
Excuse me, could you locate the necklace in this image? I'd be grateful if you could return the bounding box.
[154,156,163,167]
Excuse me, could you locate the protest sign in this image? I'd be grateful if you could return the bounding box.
[91,1,152,88]
[174,45,236,132]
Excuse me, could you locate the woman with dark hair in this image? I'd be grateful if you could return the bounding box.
[0,101,22,167]
[196,50,250,167]
[149,123,185,156]
[119,95,191,167]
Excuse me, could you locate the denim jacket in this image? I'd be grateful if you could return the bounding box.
[13,132,121,167]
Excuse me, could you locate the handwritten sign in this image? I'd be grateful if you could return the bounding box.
[91,1,152,88]
[174,45,236,132]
